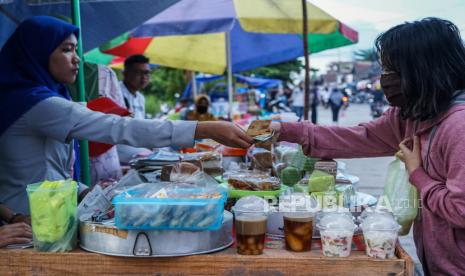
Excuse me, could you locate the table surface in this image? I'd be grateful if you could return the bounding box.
[1,242,414,276]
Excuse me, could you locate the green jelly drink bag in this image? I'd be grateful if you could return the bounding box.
[27,180,78,252]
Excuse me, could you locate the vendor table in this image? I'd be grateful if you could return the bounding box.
[0,243,413,275]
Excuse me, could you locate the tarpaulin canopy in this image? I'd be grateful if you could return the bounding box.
[181,74,282,99]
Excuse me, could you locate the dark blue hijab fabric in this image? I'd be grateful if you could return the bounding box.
[0,16,79,136]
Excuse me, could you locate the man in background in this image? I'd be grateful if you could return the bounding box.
[120,55,150,119]
[118,55,153,163]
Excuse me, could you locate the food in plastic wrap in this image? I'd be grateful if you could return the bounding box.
[227,171,281,191]
[195,139,220,152]
[314,159,338,178]
[113,176,227,231]
[182,151,221,167]
[27,180,77,252]
[169,162,202,182]
[182,152,223,177]
[274,145,298,165]
[272,162,287,178]
[250,148,272,170]
[308,170,336,192]
[281,166,302,186]
[335,184,356,208]
[203,167,224,177]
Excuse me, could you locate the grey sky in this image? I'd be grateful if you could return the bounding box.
[309,0,465,72]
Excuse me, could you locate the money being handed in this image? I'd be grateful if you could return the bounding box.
[246,120,275,143]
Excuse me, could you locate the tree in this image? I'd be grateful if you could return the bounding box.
[242,59,304,86]
[354,48,378,62]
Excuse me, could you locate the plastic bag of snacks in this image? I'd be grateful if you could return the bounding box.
[27,180,78,252]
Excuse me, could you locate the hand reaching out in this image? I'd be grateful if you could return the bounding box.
[195,121,254,148]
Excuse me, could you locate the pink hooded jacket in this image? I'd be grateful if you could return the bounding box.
[279,105,465,276]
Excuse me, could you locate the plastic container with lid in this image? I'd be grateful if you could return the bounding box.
[360,213,401,259]
[316,211,356,257]
[232,196,270,255]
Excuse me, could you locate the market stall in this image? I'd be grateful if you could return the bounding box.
[4,120,415,276]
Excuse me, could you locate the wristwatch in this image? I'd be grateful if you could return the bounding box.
[7,213,23,224]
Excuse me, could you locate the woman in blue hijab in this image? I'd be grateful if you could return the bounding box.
[0,16,253,218]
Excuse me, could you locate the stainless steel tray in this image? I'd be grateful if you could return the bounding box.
[80,211,233,257]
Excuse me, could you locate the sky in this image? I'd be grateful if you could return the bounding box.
[308,0,465,73]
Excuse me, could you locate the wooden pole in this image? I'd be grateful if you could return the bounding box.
[302,0,310,121]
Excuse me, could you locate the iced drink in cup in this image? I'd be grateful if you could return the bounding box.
[283,212,313,252]
[317,211,356,257]
[232,196,270,255]
[235,211,267,255]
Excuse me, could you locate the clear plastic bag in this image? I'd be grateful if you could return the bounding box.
[182,151,223,177]
[169,162,202,182]
[227,171,280,191]
[274,145,298,165]
[27,180,77,252]
[250,147,273,170]
[381,156,418,236]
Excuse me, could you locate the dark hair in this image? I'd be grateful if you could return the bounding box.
[375,17,465,121]
[124,54,149,69]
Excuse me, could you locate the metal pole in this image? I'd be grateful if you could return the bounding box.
[226,32,234,120]
[302,0,310,121]
[191,71,198,99]
[71,0,90,186]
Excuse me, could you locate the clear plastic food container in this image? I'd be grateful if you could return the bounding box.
[316,211,356,257]
[360,213,400,259]
[113,183,227,231]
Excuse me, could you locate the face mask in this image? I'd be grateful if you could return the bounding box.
[380,72,406,107]
[197,106,208,114]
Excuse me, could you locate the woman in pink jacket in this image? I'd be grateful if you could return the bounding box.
[272,18,465,275]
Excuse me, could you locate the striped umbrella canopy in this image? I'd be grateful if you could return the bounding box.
[85,0,358,120]
[0,0,180,50]
[87,20,357,74]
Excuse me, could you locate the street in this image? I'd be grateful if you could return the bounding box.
[312,103,424,275]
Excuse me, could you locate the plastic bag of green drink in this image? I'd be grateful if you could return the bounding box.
[27,179,78,252]
[381,157,418,236]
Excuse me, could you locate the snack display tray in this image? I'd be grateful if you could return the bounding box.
[220,183,290,198]
[79,211,233,257]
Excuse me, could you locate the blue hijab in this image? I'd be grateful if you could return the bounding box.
[0,16,79,136]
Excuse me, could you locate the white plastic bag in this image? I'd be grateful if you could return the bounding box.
[381,157,418,236]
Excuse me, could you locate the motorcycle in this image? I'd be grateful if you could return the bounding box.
[370,99,385,119]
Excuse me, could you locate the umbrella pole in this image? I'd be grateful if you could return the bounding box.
[226,31,233,120]
[71,0,91,186]
[191,71,198,98]
[302,0,310,121]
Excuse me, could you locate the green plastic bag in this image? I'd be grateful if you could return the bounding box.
[27,180,78,252]
[381,157,418,236]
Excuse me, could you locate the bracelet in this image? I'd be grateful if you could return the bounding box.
[7,213,23,224]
